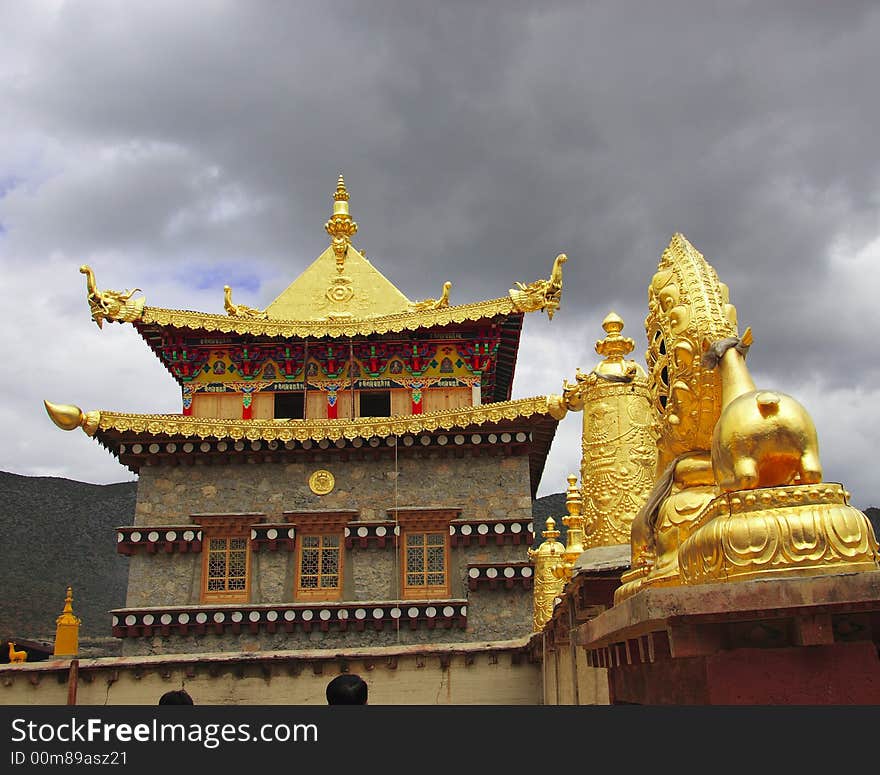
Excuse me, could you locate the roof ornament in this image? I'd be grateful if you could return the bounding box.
[509,253,567,320]
[43,400,101,436]
[409,281,452,312]
[79,265,145,328]
[324,173,358,272]
[223,285,267,319]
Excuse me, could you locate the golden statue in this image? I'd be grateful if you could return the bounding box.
[409,281,452,312]
[79,265,145,328]
[324,173,359,270]
[223,285,267,319]
[614,233,879,603]
[528,517,567,631]
[509,253,567,320]
[7,641,27,664]
[548,313,656,548]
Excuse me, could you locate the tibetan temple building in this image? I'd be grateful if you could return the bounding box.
[45,175,567,657]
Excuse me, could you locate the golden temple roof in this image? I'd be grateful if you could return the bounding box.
[78,175,567,337]
[264,243,413,321]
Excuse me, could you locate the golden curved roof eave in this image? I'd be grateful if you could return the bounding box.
[88,396,556,443]
[137,296,522,338]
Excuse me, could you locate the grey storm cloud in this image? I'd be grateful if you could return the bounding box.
[1,0,878,507]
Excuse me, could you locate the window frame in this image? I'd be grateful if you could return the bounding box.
[286,511,354,602]
[193,514,262,604]
[393,509,457,600]
[401,528,450,599]
[358,389,392,418]
[294,531,344,601]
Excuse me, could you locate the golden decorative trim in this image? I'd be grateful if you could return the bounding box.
[84,396,554,442]
[139,296,521,337]
[308,470,335,495]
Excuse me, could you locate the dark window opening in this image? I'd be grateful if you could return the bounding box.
[275,392,305,419]
[360,390,391,417]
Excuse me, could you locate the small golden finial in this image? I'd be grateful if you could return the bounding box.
[595,311,635,359]
[552,473,587,583]
[54,586,81,658]
[334,173,350,202]
[325,173,358,271]
[565,472,582,517]
[542,516,561,540]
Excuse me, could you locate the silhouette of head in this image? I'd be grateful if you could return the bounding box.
[158,689,194,705]
[326,674,368,705]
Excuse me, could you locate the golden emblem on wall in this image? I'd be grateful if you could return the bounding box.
[308,469,335,495]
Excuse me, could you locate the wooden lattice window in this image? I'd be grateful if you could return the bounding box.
[205,536,249,598]
[193,513,262,603]
[295,533,343,600]
[392,508,457,600]
[402,530,449,598]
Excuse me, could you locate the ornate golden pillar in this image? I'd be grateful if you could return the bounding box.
[549,313,656,549]
[528,518,566,632]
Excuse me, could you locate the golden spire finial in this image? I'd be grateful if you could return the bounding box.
[595,311,635,359]
[325,172,358,271]
[54,585,81,657]
[552,473,587,584]
[542,516,561,540]
[565,472,582,517]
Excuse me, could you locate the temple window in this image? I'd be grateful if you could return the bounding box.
[286,511,352,601]
[394,509,456,599]
[192,514,259,603]
[274,392,305,419]
[295,533,343,600]
[402,530,449,598]
[359,390,391,417]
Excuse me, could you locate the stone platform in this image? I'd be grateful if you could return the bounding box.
[574,570,880,704]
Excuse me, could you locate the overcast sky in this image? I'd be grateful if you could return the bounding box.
[1,1,878,508]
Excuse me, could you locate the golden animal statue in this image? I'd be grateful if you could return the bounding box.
[8,641,27,663]
[409,281,452,312]
[223,285,268,319]
[703,328,821,491]
[613,233,878,602]
[79,265,145,328]
[509,253,567,320]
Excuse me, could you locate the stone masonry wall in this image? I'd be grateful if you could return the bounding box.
[117,451,537,655]
[133,452,533,524]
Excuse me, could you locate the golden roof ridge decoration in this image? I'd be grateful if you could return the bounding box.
[137,295,524,337]
[409,281,452,312]
[509,253,567,320]
[223,285,267,320]
[44,396,556,443]
[79,265,146,329]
